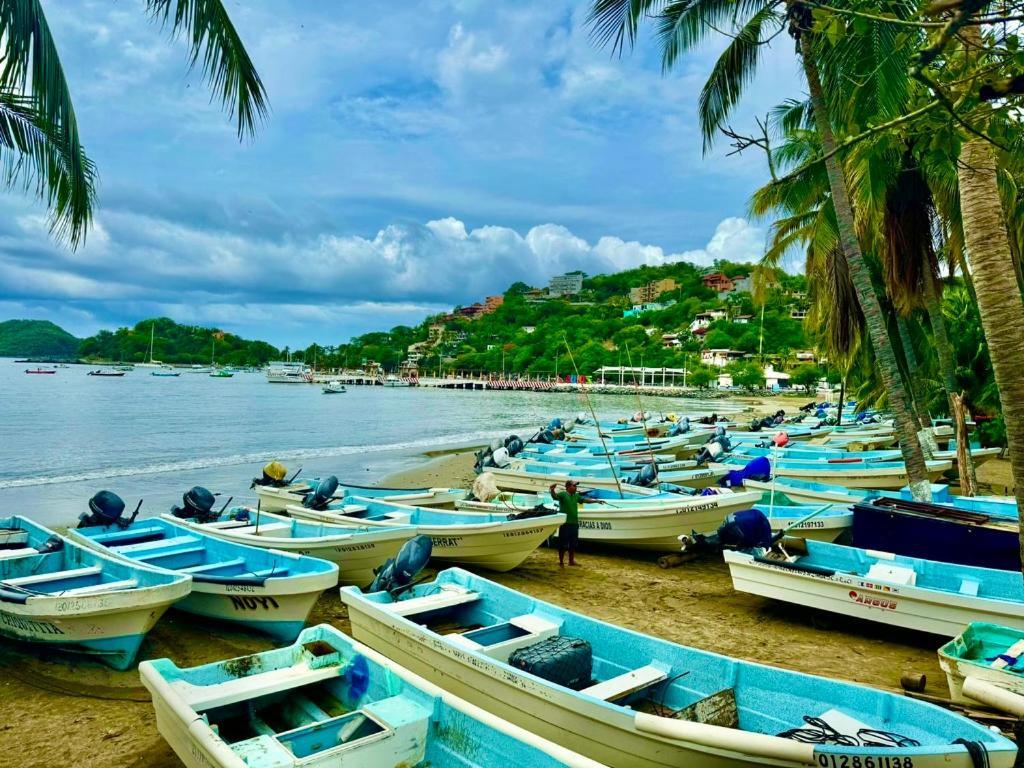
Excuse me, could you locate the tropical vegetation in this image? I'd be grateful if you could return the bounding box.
[0,319,78,357]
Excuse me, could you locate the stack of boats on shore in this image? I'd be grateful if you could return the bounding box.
[10,404,1024,767]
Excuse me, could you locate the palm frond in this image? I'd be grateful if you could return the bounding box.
[882,152,936,314]
[694,3,784,150]
[0,0,92,247]
[769,98,813,135]
[587,0,666,53]
[0,90,96,245]
[147,0,268,140]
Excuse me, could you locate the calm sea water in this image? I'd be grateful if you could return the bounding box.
[0,360,741,527]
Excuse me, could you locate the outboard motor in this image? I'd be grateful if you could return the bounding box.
[535,429,556,444]
[490,447,511,469]
[368,534,433,594]
[504,435,525,457]
[78,490,142,529]
[719,456,772,488]
[695,433,732,465]
[680,508,774,556]
[171,486,219,524]
[252,460,289,488]
[627,462,659,487]
[668,416,690,437]
[548,418,563,431]
[303,476,339,510]
[37,536,64,554]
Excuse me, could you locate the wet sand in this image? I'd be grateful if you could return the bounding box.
[0,447,1011,767]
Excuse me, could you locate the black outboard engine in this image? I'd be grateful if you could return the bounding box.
[78,490,141,529]
[504,435,525,457]
[303,476,339,510]
[368,534,433,594]
[171,486,219,524]
[695,433,732,465]
[681,508,774,556]
[627,462,659,487]
[37,535,64,554]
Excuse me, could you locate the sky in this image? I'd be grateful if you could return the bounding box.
[0,1,803,348]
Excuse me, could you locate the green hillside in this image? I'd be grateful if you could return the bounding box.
[78,317,280,367]
[0,320,80,358]
[299,260,811,382]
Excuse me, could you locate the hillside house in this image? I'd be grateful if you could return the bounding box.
[702,272,734,293]
[689,309,728,333]
[629,278,677,304]
[701,348,745,367]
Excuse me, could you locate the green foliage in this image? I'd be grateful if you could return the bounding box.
[0,319,79,357]
[688,366,715,389]
[791,363,824,393]
[728,361,765,391]
[77,317,278,366]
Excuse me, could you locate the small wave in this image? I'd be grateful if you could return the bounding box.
[0,431,500,490]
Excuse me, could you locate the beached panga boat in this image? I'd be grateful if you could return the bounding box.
[937,622,1024,708]
[164,508,414,586]
[68,517,338,642]
[253,477,467,514]
[0,516,190,669]
[741,477,947,505]
[286,498,564,571]
[340,567,1016,768]
[140,623,605,768]
[724,537,1024,637]
[730,444,1001,467]
[721,456,952,489]
[488,459,726,493]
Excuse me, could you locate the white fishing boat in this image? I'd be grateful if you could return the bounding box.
[140,624,605,768]
[286,498,564,572]
[253,476,467,514]
[938,622,1024,707]
[723,457,952,489]
[321,381,346,393]
[164,508,415,585]
[487,460,725,494]
[341,568,1017,768]
[0,516,190,669]
[383,374,411,387]
[266,360,311,383]
[724,537,1024,637]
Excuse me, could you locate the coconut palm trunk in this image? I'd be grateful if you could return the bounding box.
[894,314,926,429]
[799,33,932,497]
[958,135,1024,549]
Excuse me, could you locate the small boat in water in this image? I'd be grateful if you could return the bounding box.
[140,623,604,768]
[208,368,234,378]
[166,507,415,586]
[341,567,1016,767]
[287,497,564,571]
[383,374,411,387]
[24,367,56,374]
[724,536,1024,637]
[0,516,189,669]
[87,368,126,377]
[151,370,181,377]
[321,381,346,393]
[69,509,338,642]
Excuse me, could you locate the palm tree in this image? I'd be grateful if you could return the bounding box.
[589,0,933,495]
[0,0,268,248]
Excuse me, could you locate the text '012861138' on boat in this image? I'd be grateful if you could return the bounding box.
[340,567,1017,768]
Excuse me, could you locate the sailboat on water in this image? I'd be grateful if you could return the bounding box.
[136,323,171,370]
[209,338,234,377]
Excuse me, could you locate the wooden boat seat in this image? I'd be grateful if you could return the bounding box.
[387,584,480,617]
[449,613,561,661]
[3,565,102,586]
[991,640,1024,669]
[580,663,670,702]
[959,578,980,597]
[0,547,38,560]
[57,578,138,596]
[180,557,247,574]
[230,523,292,536]
[109,535,197,554]
[182,662,341,710]
[201,519,255,530]
[134,545,206,564]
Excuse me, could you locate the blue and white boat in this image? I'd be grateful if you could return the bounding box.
[341,568,1015,767]
[166,508,416,586]
[938,622,1024,709]
[742,477,951,505]
[0,516,190,669]
[253,476,467,513]
[141,623,603,768]
[68,517,339,642]
[487,458,726,493]
[730,444,1000,467]
[724,536,1024,637]
[720,455,952,489]
[286,497,564,571]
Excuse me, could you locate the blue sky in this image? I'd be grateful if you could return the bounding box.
[0,1,802,348]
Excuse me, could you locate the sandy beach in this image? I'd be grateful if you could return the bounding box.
[0,441,1011,767]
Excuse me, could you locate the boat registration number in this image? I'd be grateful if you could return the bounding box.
[817,756,913,768]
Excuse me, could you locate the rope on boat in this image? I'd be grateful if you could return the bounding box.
[776,716,921,748]
[952,738,990,768]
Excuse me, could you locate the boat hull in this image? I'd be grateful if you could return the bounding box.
[724,549,1024,637]
[288,505,563,571]
[938,623,1024,705]
[760,462,950,489]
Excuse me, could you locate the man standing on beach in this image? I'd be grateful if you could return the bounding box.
[549,480,582,567]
